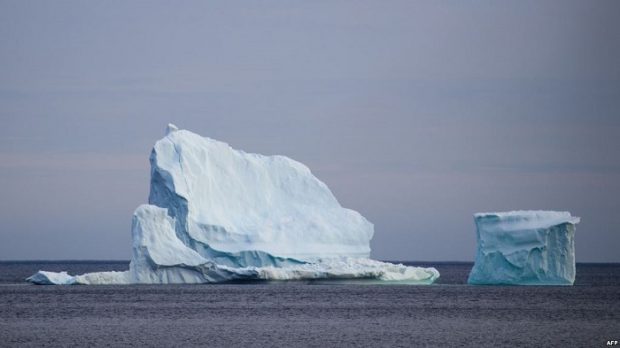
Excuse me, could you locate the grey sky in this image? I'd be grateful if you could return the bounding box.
[1,1,619,261]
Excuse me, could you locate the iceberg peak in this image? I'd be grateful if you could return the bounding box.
[165,123,179,135]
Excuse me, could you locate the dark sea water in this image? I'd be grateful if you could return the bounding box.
[0,262,618,347]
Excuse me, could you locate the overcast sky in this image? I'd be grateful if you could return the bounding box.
[1,1,619,261]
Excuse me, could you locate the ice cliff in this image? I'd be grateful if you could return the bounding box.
[467,211,579,285]
[28,124,439,285]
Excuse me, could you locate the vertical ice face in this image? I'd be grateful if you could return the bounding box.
[468,211,579,285]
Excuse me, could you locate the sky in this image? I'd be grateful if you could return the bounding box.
[1,1,619,262]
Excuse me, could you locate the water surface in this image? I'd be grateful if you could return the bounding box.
[0,262,618,347]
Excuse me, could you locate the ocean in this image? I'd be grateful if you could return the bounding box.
[0,261,618,347]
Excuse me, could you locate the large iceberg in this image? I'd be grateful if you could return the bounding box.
[28,124,439,285]
[468,211,579,285]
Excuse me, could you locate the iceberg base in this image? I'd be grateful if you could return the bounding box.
[27,259,439,285]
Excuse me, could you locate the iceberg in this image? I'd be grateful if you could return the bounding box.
[28,124,439,285]
[467,210,579,285]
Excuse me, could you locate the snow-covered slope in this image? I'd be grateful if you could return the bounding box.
[27,124,439,285]
[467,211,579,285]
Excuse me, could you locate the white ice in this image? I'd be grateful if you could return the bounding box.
[26,271,76,285]
[468,210,579,285]
[28,124,439,285]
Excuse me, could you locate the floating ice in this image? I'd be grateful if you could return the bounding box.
[468,210,579,285]
[28,125,439,285]
[26,271,76,285]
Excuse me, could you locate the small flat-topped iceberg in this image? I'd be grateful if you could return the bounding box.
[28,124,439,285]
[468,210,579,285]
